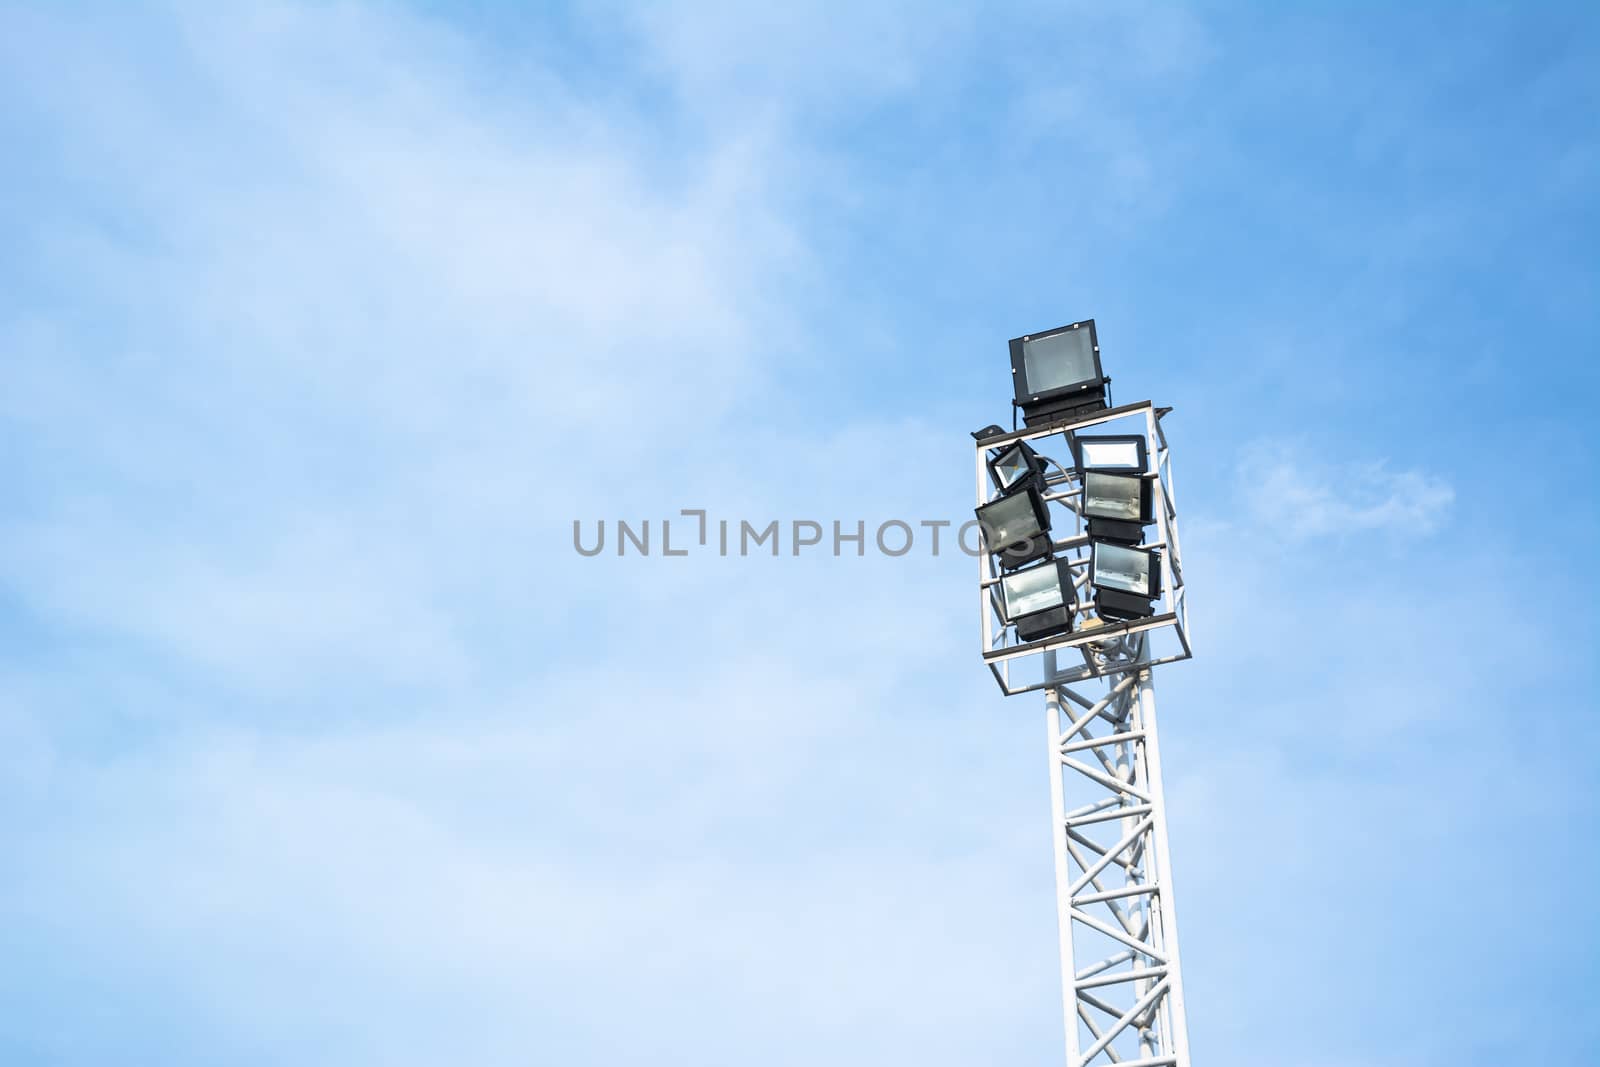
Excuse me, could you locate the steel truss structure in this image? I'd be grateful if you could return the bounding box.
[1042,640,1190,1067]
[974,402,1195,1066]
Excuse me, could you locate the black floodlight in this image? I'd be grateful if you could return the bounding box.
[999,558,1077,642]
[974,488,1053,570]
[1010,319,1107,426]
[988,439,1047,496]
[971,424,1008,443]
[1073,434,1148,475]
[1082,470,1154,544]
[1090,541,1162,621]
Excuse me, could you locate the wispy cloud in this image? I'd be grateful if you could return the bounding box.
[1237,442,1454,539]
[0,0,820,692]
[0,5,1044,1064]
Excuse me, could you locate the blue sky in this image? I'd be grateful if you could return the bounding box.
[1,2,1597,1065]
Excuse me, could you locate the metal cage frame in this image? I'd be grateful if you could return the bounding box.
[975,401,1191,695]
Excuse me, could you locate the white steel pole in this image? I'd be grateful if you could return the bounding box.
[1044,653,1193,1067]
[1133,665,1192,1065]
[1045,686,1084,1065]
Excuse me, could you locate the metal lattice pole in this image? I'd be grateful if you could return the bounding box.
[1043,637,1190,1067]
[972,399,1195,1064]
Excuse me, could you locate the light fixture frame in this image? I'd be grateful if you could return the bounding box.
[1089,540,1162,623]
[1000,557,1078,642]
[986,439,1048,496]
[1010,319,1108,427]
[974,486,1054,571]
[1082,470,1156,544]
[1090,541,1161,598]
[1073,433,1149,476]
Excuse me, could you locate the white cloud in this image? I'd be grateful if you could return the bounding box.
[0,0,828,688]
[1237,443,1454,539]
[611,0,969,120]
[0,6,1048,1064]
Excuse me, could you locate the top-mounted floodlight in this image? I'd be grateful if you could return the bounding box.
[1074,433,1148,475]
[988,439,1047,496]
[1010,319,1107,427]
[975,488,1053,570]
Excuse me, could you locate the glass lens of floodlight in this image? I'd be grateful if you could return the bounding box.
[1022,329,1096,394]
[978,492,1044,548]
[1001,564,1065,618]
[1080,440,1142,471]
[1093,542,1151,595]
[993,445,1029,490]
[1084,471,1143,521]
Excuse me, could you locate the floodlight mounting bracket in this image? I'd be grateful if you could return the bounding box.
[975,399,1191,695]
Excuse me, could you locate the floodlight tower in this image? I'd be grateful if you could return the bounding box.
[973,320,1196,1067]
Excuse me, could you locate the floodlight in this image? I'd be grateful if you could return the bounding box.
[988,439,1047,495]
[1082,470,1154,544]
[974,488,1053,569]
[1073,434,1148,475]
[999,558,1077,642]
[1010,320,1107,426]
[1089,541,1162,620]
